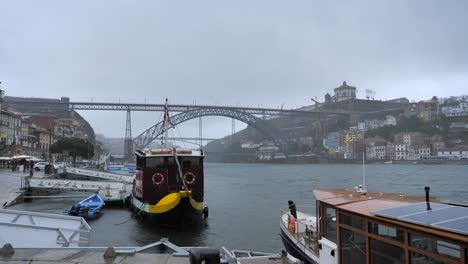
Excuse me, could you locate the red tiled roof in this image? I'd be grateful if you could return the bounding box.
[26,115,56,131]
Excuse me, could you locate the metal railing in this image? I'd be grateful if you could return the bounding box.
[280,206,319,254]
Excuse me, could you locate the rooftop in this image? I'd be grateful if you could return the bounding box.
[314,189,468,243]
[334,81,356,91]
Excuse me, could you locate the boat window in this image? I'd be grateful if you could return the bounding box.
[370,238,404,264]
[410,233,460,259]
[368,222,404,242]
[340,228,366,264]
[410,251,448,264]
[339,213,365,230]
[181,157,200,168]
[146,157,174,168]
[323,205,337,243]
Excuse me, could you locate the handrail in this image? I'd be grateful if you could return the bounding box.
[280,206,319,255]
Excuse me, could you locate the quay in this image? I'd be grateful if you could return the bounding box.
[0,239,287,264]
[0,169,31,208]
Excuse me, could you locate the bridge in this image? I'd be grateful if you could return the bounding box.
[5,99,351,160]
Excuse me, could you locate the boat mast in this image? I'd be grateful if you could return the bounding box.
[161,98,169,148]
[361,152,367,193]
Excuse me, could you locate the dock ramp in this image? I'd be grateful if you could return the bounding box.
[65,167,133,183]
[27,178,131,202]
[0,208,91,248]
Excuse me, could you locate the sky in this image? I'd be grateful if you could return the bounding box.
[1,1,467,138]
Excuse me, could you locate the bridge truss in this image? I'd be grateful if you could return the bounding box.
[133,108,282,150]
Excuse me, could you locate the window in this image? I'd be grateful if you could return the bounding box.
[340,213,365,230]
[410,233,460,259]
[370,238,404,264]
[323,205,337,243]
[340,228,366,264]
[368,222,404,242]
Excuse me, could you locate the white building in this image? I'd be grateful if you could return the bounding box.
[414,145,431,160]
[333,81,356,102]
[437,146,468,160]
[441,102,468,117]
[395,144,416,160]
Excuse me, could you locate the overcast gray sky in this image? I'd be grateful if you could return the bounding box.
[1,1,467,138]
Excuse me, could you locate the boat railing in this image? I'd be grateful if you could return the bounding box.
[280,206,319,254]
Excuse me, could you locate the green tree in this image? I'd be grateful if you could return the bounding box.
[50,138,94,163]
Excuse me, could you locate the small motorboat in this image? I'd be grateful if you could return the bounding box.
[64,193,105,220]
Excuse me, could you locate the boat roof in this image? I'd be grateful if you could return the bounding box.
[314,189,468,243]
[136,148,204,157]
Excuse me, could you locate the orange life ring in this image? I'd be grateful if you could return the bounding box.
[288,215,296,233]
[152,173,165,186]
[184,172,196,185]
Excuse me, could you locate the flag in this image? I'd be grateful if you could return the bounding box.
[164,98,175,128]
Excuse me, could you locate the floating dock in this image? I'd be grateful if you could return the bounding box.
[64,167,133,183]
[27,178,131,202]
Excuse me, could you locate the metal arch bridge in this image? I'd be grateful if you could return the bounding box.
[4,100,350,117]
[70,102,350,117]
[133,108,283,150]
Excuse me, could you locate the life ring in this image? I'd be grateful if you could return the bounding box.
[184,172,196,185]
[152,173,165,186]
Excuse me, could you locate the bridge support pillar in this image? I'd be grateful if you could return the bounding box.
[124,109,133,161]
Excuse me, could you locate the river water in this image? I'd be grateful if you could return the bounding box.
[11,163,468,253]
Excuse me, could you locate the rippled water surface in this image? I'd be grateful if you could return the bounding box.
[11,163,468,253]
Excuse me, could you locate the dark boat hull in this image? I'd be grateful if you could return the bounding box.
[280,228,318,264]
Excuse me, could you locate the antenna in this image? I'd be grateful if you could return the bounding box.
[357,152,367,194]
[365,89,376,100]
[362,152,366,191]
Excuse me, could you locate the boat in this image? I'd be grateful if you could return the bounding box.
[64,192,105,220]
[280,186,468,264]
[130,99,208,222]
[383,160,393,164]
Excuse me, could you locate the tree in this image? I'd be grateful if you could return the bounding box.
[50,138,94,163]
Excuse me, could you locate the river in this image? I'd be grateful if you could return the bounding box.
[11,163,468,253]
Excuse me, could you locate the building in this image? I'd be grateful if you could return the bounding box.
[404,98,440,121]
[20,119,30,147]
[0,110,22,146]
[54,119,74,139]
[386,143,395,160]
[414,145,431,160]
[364,115,397,130]
[340,129,364,160]
[449,122,468,133]
[441,102,468,117]
[394,144,414,160]
[394,132,427,146]
[437,145,468,160]
[333,81,356,102]
[365,137,387,160]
